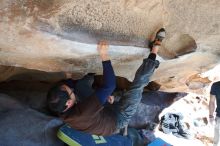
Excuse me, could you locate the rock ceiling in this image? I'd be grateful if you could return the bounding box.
[0,0,220,92]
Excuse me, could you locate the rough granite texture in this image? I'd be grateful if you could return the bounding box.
[0,0,220,92]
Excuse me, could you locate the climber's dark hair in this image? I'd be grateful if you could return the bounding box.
[47,83,69,116]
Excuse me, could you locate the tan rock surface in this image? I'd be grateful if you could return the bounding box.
[156,92,213,146]
[0,0,220,92]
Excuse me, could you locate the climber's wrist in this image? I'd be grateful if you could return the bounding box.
[209,115,214,118]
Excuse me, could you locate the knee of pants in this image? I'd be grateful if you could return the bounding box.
[116,117,130,129]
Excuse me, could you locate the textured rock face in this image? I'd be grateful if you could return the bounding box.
[129,92,213,146]
[155,93,213,146]
[0,0,220,91]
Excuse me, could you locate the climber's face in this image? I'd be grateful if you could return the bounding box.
[107,95,115,104]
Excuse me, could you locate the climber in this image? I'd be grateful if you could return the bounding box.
[209,80,220,146]
[47,28,166,136]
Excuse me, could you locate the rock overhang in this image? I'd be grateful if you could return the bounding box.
[0,0,220,92]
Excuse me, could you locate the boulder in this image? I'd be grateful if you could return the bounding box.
[0,0,220,92]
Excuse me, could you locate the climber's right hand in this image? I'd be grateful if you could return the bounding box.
[97,40,110,61]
